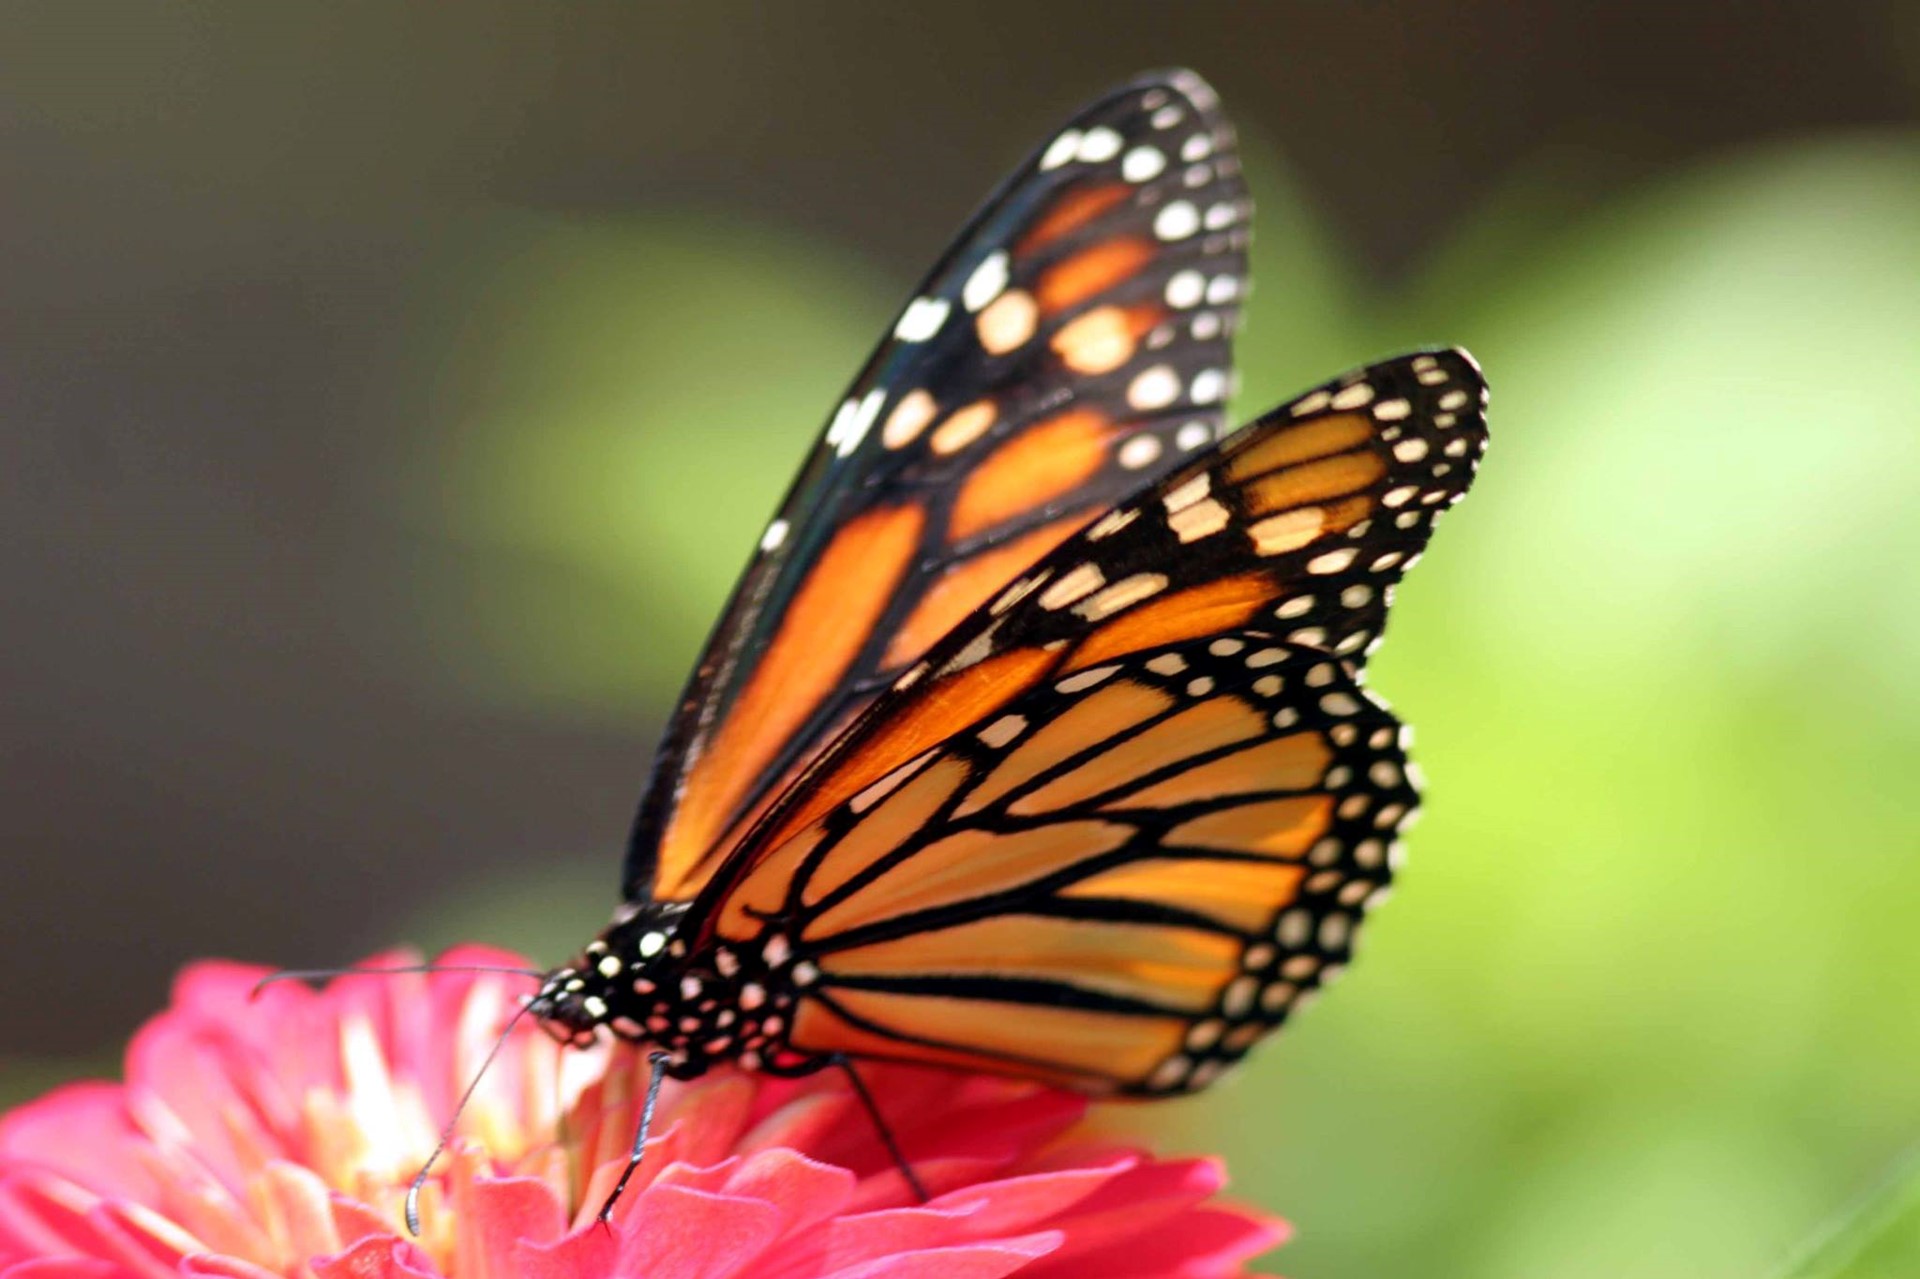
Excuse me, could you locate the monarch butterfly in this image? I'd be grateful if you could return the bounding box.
[404,68,1487,1227]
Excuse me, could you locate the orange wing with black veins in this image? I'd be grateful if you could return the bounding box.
[691,349,1488,1092]
[628,71,1252,902]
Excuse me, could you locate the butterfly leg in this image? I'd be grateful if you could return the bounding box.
[833,1054,928,1203]
[596,1050,673,1226]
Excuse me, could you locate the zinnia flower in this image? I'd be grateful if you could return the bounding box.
[0,947,1284,1279]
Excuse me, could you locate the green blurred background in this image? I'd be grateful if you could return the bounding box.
[5,4,1919,1277]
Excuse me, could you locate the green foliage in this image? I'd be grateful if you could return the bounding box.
[1766,1142,1920,1279]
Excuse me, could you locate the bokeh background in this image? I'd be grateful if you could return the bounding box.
[5,4,1919,1276]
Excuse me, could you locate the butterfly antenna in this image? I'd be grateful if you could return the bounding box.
[404,994,541,1236]
[250,964,544,1000]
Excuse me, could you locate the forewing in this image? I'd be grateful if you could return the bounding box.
[707,347,1488,878]
[631,70,1252,901]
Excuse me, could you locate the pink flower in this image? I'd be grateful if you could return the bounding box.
[0,947,1283,1279]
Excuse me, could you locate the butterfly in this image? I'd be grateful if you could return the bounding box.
[488,68,1486,1222]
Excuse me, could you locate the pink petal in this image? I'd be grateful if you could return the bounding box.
[0,1088,155,1204]
[718,1150,855,1239]
[1029,1154,1224,1245]
[661,1079,759,1169]
[327,1198,398,1254]
[511,1220,613,1279]
[927,1157,1135,1233]
[1033,1206,1286,1278]
[779,1195,1069,1278]
[0,949,1289,1279]
[3,1259,133,1279]
[122,1020,274,1192]
[0,1174,116,1261]
[177,1254,286,1279]
[84,1203,197,1279]
[458,1176,568,1279]
[815,1232,1062,1279]
[312,1236,442,1279]
[732,1094,849,1160]
[254,1162,342,1262]
[614,1184,783,1279]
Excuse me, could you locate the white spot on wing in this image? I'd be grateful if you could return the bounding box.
[976,289,1038,354]
[1040,130,1082,170]
[1128,365,1181,411]
[1076,126,1123,163]
[1164,270,1205,309]
[1118,434,1163,469]
[826,389,886,457]
[894,296,950,342]
[1163,473,1211,513]
[849,751,935,813]
[1308,548,1358,574]
[1153,201,1200,241]
[978,715,1027,748]
[1122,145,1166,182]
[962,251,1009,312]
[1169,498,1229,542]
[1075,572,1168,620]
[1039,563,1106,610]
[881,388,938,448]
[1275,595,1314,618]
[1330,382,1375,411]
[1056,665,1120,693]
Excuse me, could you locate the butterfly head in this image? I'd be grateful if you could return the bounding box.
[529,897,810,1078]
[528,900,694,1047]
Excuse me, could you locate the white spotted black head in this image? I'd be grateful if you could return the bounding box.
[529,900,693,1047]
[530,900,807,1079]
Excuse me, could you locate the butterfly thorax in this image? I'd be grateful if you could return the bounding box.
[530,901,817,1080]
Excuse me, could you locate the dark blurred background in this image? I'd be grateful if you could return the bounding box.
[5,4,1919,1277]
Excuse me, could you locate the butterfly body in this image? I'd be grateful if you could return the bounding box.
[527,70,1488,1105]
[532,902,822,1081]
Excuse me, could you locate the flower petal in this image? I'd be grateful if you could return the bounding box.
[4,1258,136,1279]
[0,1088,157,1204]
[457,1177,566,1279]
[2,949,1287,1279]
[815,1232,1061,1279]
[312,1236,442,1279]
[615,1184,784,1279]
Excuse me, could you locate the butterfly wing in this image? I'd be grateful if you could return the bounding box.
[631,70,1252,902]
[757,636,1409,1093]
[694,348,1488,1091]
